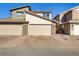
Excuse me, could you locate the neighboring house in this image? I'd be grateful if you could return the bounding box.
[0,6,57,36]
[54,5,79,35]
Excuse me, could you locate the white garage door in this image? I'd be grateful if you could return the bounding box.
[0,25,22,35]
[28,25,51,36]
[74,24,79,35]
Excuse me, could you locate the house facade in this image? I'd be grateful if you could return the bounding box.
[54,6,79,35]
[0,6,57,36]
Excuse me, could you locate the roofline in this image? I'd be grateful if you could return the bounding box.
[60,5,79,15]
[24,11,59,23]
[53,14,59,19]
[10,6,31,12]
[60,21,79,25]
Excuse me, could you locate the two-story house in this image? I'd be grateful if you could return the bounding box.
[0,6,57,35]
[54,5,79,35]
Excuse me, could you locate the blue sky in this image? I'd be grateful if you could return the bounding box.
[0,3,79,19]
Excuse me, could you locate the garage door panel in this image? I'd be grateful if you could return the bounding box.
[28,25,51,35]
[0,25,22,35]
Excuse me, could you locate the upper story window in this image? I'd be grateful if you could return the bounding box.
[16,11,25,20]
[43,13,50,18]
[16,11,24,16]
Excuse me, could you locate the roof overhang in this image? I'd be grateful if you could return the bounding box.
[61,21,79,25]
[0,20,28,24]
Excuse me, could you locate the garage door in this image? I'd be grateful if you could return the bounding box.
[0,25,22,35]
[74,24,79,35]
[28,25,51,35]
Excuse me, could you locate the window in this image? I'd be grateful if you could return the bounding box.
[16,11,24,19]
[43,13,49,18]
[16,11,24,16]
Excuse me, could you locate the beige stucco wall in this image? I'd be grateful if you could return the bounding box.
[72,9,79,21]
[28,24,52,36]
[12,8,30,20]
[26,13,52,24]
[0,24,23,35]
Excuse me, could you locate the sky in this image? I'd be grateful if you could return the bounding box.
[0,3,79,19]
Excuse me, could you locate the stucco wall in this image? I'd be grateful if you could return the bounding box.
[72,9,79,21]
[26,13,52,24]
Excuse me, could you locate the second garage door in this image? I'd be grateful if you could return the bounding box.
[0,24,22,35]
[28,24,52,36]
